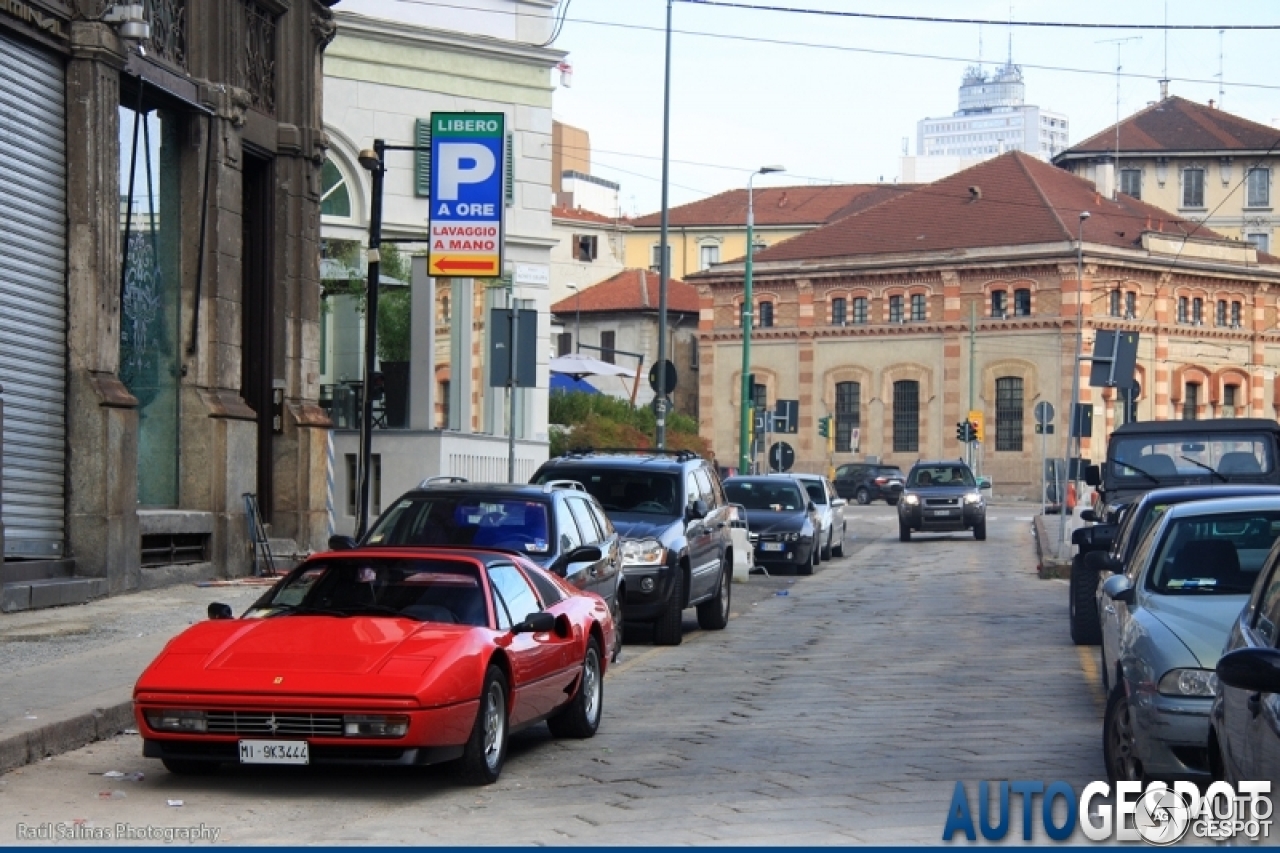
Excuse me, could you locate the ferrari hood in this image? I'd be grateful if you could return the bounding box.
[1145,595,1250,669]
[135,616,479,700]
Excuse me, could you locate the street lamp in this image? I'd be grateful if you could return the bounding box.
[566,283,580,352]
[1061,210,1090,553]
[739,165,785,474]
[354,142,385,541]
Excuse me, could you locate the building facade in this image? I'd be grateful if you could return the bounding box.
[318,3,565,534]
[691,153,1280,500]
[625,183,916,280]
[903,62,1069,183]
[2,0,334,610]
[550,204,627,312]
[1054,95,1280,256]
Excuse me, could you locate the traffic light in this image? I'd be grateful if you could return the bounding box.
[818,416,830,438]
[956,421,968,442]
[969,411,984,443]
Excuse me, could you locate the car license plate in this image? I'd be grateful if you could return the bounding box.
[239,740,309,765]
[760,542,785,552]
[930,509,952,516]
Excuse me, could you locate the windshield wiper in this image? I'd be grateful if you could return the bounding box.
[266,604,352,618]
[331,603,406,618]
[1181,455,1227,482]
[1120,462,1161,484]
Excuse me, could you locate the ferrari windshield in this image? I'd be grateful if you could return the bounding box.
[1146,510,1280,595]
[249,557,489,625]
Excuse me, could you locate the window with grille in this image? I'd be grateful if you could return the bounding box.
[889,295,904,323]
[835,381,861,452]
[1192,297,1203,325]
[1177,296,1189,324]
[1013,288,1031,316]
[1223,385,1238,418]
[557,333,572,356]
[601,331,616,364]
[892,380,919,452]
[1120,168,1142,199]
[991,291,1006,318]
[853,297,868,324]
[1182,168,1205,207]
[759,301,774,327]
[832,297,847,325]
[1247,167,1270,207]
[910,293,926,321]
[1110,290,1121,317]
[995,377,1024,451]
[1182,382,1200,420]
[1232,300,1242,327]
[1216,299,1228,326]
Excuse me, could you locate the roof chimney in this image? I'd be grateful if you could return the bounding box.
[639,269,650,307]
[1159,78,1169,100]
[1209,99,1216,110]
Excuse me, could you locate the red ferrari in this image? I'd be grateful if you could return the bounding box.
[133,547,614,785]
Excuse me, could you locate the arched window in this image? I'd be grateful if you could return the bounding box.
[321,156,352,218]
[995,377,1024,452]
[892,380,919,452]
[910,293,926,321]
[835,382,860,451]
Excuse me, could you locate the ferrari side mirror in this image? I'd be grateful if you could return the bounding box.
[512,611,556,634]
[207,602,234,620]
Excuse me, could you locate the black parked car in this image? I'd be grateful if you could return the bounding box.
[1211,538,1280,783]
[1070,484,1280,646]
[723,475,821,575]
[897,461,985,541]
[331,478,623,659]
[833,463,904,505]
[531,450,733,646]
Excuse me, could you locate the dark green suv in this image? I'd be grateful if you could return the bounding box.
[531,450,734,646]
[897,461,986,541]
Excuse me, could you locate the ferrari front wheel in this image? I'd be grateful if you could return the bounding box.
[547,637,603,739]
[459,666,509,785]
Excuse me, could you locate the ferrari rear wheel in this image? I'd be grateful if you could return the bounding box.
[459,666,508,785]
[547,637,603,739]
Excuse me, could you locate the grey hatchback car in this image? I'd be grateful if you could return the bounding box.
[897,461,986,541]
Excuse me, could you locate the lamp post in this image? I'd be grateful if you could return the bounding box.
[567,283,580,352]
[1061,210,1090,553]
[354,141,385,540]
[739,165,785,474]
[655,0,673,449]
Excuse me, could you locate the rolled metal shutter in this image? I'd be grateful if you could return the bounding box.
[0,34,66,557]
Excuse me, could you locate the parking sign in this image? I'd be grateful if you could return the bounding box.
[428,112,505,278]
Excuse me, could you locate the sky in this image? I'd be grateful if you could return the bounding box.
[547,0,1280,217]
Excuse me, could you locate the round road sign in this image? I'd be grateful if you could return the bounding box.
[1034,401,1055,424]
[649,359,678,394]
[768,441,796,473]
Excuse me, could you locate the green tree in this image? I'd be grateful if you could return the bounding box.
[548,391,708,458]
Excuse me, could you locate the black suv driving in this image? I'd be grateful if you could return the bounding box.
[834,463,905,505]
[531,449,734,646]
[332,478,623,658]
[897,461,986,541]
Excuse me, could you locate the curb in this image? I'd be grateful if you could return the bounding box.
[0,701,134,775]
[1030,514,1073,580]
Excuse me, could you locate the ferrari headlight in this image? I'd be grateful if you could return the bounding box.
[621,538,667,567]
[963,493,982,505]
[343,714,409,738]
[145,709,207,733]
[1157,668,1218,697]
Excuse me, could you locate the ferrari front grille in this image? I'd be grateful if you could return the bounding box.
[204,711,345,737]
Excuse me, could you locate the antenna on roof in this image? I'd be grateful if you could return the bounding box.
[978,22,983,70]
[1006,4,1013,67]
[1159,1,1170,100]
[1099,36,1142,200]
[1216,29,1225,109]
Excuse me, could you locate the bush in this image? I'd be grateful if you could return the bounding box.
[548,391,708,458]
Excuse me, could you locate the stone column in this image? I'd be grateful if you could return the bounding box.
[65,23,140,593]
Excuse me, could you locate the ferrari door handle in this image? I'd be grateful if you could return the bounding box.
[1247,692,1262,718]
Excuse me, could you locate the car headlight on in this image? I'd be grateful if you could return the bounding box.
[903,495,919,506]
[145,709,207,733]
[344,714,409,738]
[621,538,667,567]
[1157,668,1219,697]
[963,493,982,505]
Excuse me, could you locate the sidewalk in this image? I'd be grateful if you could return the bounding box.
[1032,509,1085,579]
[0,582,266,774]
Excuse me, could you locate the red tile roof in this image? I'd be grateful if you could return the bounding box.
[751,151,1239,264]
[1060,96,1280,156]
[550,269,698,314]
[630,184,918,228]
[552,205,627,225]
